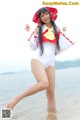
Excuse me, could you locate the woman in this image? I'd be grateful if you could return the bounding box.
[6,7,66,115]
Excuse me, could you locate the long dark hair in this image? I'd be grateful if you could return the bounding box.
[38,7,59,55]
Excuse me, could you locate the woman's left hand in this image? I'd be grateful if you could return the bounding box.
[62,27,67,31]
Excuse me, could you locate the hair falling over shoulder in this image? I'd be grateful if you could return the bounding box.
[36,7,59,55]
[38,22,59,55]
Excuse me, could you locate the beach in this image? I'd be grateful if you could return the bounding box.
[0,67,80,120]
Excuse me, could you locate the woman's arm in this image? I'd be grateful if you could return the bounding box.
[25,24,39,50]
[25,24,39,33]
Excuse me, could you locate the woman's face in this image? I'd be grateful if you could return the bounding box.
[40,12,51,24]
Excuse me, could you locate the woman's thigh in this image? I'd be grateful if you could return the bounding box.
[31,59,49,84]
[45,66,55,91]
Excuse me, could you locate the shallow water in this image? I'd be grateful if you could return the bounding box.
[0,67,80,120]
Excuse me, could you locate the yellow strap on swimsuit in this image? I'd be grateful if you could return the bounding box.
[44,28,55,41]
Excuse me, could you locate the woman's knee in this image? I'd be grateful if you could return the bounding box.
[46,89,55,98]
[40,81,49,89]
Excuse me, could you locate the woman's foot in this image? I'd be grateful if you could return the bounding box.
[47,100,57,114]
[48,107,57,115]
[6,96,20,109]
[46,113,58,120]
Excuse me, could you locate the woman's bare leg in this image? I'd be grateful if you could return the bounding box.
[45,66,57,114]
[6,59,49,109]
[47,113,57,120]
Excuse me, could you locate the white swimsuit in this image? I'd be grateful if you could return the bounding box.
[33,42,56,69]
[29,25,69,69]
[30,31,56,69]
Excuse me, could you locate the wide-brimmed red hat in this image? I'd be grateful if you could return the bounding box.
[32,7,58,25]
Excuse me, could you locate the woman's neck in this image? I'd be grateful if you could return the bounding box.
[45,23,52,29]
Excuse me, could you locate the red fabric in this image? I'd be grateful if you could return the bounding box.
[32,7,58,25]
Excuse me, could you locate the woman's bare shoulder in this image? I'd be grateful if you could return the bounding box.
[34,26,39,34]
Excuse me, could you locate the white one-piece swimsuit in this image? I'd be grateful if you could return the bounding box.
[30,25,57,69]
[30,41,56,69]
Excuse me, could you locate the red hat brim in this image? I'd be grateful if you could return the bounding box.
[32,7,58,25]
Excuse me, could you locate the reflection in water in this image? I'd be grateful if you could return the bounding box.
[46,114,58,120]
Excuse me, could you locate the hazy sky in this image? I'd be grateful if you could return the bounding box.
[0,0,80,73]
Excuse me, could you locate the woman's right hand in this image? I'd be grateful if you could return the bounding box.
[25,24,30,31]
[25,24,39,34]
